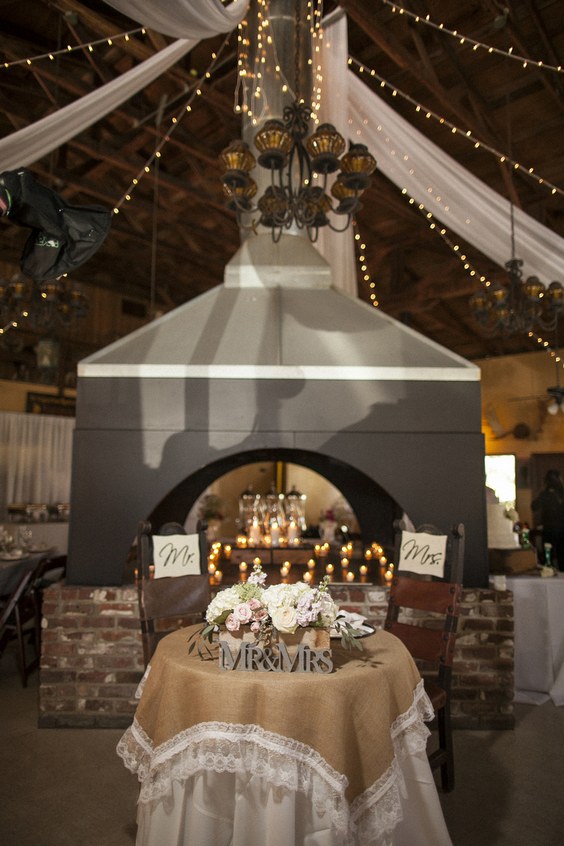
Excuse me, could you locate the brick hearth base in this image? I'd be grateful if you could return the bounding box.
[39,583,514,729]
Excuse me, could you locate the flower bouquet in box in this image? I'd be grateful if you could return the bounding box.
[189,565,364,672]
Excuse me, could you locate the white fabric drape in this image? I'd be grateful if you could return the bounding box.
[346,69,564,283]
[316,10,357,297]
[0,411,74,516]
[102,0,249,39]
[0,39,195,172]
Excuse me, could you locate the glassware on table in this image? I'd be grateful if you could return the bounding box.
[18,526,33,551]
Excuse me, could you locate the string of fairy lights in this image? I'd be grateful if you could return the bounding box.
[1,27,147,69]
[347,56,563,199]
[380,0,564,74]
[234,0,324,125]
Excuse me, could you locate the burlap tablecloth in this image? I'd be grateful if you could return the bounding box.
[118,625,432,821]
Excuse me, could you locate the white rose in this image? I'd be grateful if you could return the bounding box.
[271,606,299,634]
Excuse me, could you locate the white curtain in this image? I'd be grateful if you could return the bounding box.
[102,0,249,38]
[346,68,564,283]
[0,412,74,517]
[316,9,357,296]
[0,40,195,172]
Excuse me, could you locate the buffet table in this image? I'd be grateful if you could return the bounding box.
[507,573,564,706]
[117,626,452,846]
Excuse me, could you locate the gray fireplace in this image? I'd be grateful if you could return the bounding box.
[67,234,487,587]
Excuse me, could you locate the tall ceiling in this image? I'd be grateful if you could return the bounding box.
[1,0,563,382]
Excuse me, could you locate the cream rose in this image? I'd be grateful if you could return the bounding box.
[270,606,299,634]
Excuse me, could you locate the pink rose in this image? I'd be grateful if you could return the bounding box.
[225,613,240,632]
[251,621,261,633]
[249,598,262,610]
[234,603,253,624]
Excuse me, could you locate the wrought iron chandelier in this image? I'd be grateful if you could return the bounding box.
[220,108,376,242]
[219,0,376,242]
[0,274,88,334]
[470,257,563,335]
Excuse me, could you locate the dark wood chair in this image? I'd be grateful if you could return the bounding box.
[385,520,464,792]
[0,568,39,686]
[136,520,211,667]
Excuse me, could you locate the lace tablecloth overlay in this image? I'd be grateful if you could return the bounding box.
[117,626,435,845]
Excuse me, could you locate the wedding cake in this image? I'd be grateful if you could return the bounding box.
[486,503,520,549]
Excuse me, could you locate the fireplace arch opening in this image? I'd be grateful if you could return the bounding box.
[145,447,405,553]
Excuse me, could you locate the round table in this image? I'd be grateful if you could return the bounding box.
[118,625,452,846]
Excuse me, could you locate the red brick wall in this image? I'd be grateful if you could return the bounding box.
[39,583,514,729]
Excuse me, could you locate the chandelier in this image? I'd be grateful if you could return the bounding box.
[0,274,88,334]
[220,105,376,243]
[470,257,563,335]
[470,199,563,334]
[219,0,376,242]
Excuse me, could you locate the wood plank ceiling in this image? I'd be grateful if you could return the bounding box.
[0,0,563,385]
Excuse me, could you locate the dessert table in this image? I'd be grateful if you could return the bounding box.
[117,626,452,845]
[507,573,564,706]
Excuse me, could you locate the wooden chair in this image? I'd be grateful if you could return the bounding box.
[0,568,39,686]
[385,520,464,792]
[136,520,211,667]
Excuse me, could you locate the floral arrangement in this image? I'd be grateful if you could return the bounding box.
[189,565,363,656]
[197,493,224,522]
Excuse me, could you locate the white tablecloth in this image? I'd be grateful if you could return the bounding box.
[507,573,564,706]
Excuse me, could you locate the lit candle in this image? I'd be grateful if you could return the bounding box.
[325,563,334,575]
[359,564,368,576]
[237,535,247,548]
[253,557,262,567]
[303,571,313,584]
[384,569,393,582]
[314,544,321,557]
[307,558,316,570]
[214,570,223,583]
[364,549,373,560]
[280,564,290,577]
[347,542,353,554]
[287,520,299,544]
[270,521,281,547]
[283,560,292,570]
[223,545,232,560]
[380,556,387,566]
[341,557,349,569]
[340,545,348,557]
[345,571,355,582]
[249,519,261,546]
[208,561,216,574]
[239,561,248,572]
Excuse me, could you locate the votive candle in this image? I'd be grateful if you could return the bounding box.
[307,558,316,570]
[359,564,368,576]
[345,571,355,582]
[239,561,248,572]
[325,563,334,575]
[214,570,223,583]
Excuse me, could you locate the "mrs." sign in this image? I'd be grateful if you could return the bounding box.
[398,530,447,578]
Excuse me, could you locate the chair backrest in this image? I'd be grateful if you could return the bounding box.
[0,569,34,635]
[135,519,210,666]
[393,519,465,583]
[137,519,208,578]
[384,575,462,690]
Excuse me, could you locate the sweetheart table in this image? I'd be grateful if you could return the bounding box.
[117,625,452,846]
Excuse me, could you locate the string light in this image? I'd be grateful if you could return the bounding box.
[113,36,230,213]
[1,27,146,69]
[381,1,563,74]
[353,221,379,307]
[348,56,563,199]
[235,0,324,124]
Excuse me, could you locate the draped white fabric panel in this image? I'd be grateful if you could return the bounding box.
[0,39,195,172]
[316,10,357,297]
[0,412,74,516]
[102,0,249,38]
[347,69,564,284]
